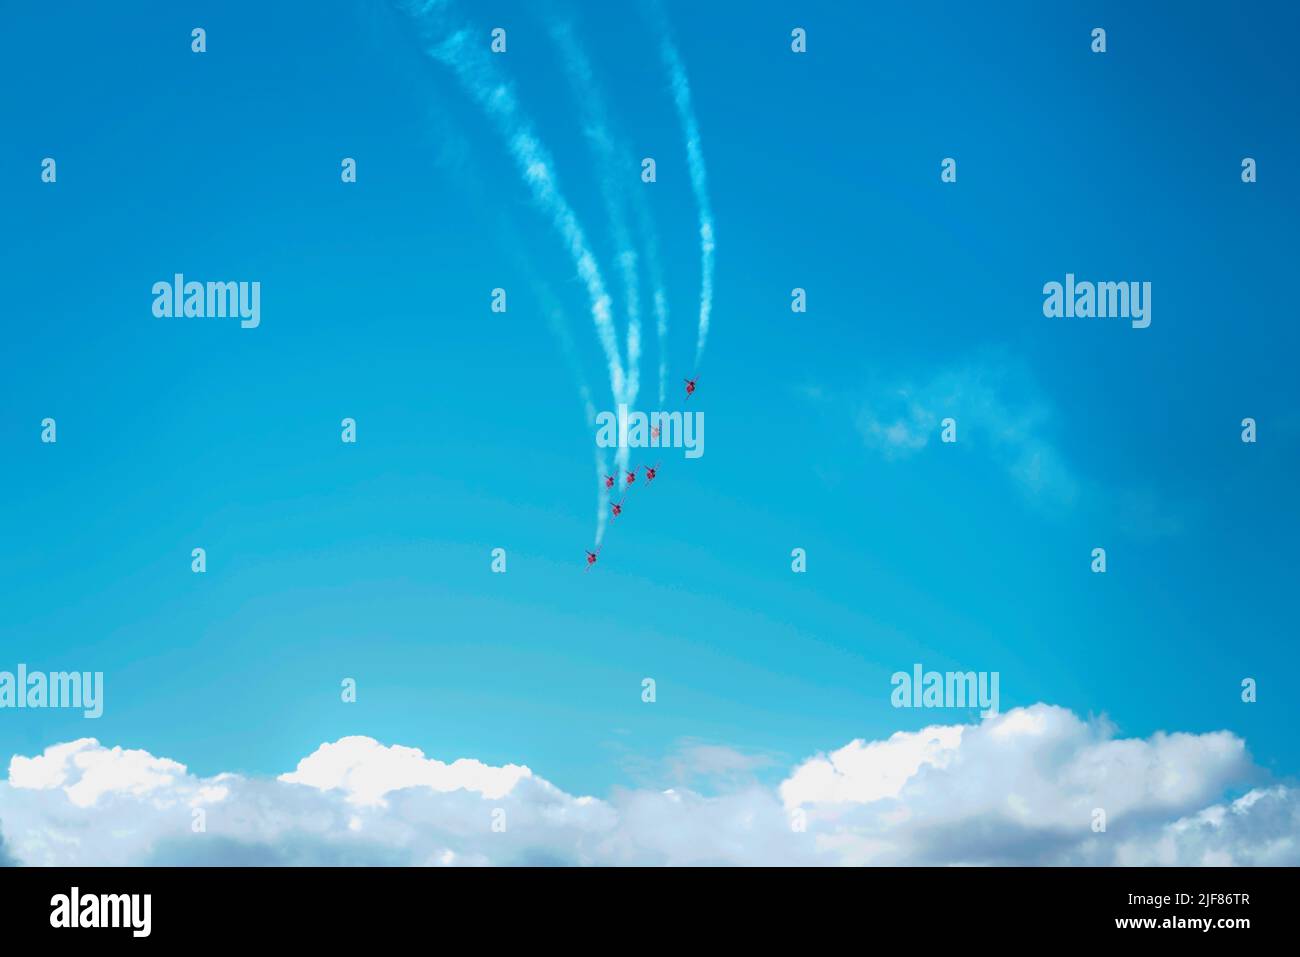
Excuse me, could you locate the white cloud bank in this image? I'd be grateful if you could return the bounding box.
[1,705,1294,866]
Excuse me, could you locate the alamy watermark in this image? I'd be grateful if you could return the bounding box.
[50,887,150,937]
[152,274,261,328]
[1042,273,1151,328]
[0,665,103,718]
[595,404,704,459]
[891,663,999,717]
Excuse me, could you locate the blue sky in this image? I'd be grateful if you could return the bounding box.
[1,1,1298,864]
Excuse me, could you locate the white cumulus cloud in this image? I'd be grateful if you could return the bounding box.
[278,736,532,806]
[0,705,1292,867]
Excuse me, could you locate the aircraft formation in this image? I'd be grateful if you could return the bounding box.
[584,378,692,570]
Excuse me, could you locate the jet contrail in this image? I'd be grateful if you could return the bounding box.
[404,4,628,411]
[549,17,673,412]
[644,238,669,405]
[593,447,610,545]
[658,27,715,367]
[395,1,617,545]
[536,282,612,545]
[399,1,700,547]
[402,1,638,534]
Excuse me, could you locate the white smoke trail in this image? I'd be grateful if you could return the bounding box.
[549,16,680,488]
[402,1,696,545]
[407,8,628,411]
[550,13,672,405]
[388,25,608,546]
[537,285,611,545]
[659,31,715,367]
[549,19,660,413]
[593,447,610,546]
[402,2,633,542]
[650,254,669,404]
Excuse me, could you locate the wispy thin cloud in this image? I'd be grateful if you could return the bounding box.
[826,353,1191,537]
[854,359,1081,506]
